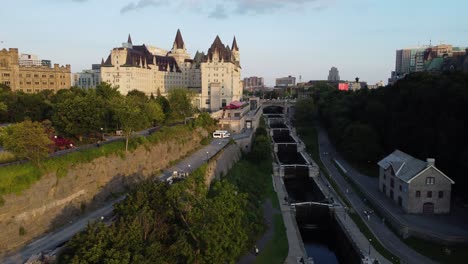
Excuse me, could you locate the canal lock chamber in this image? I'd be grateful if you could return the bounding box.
[265,109,361,264]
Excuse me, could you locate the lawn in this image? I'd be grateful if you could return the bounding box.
[404,237,468,264]
[255,214,288,264]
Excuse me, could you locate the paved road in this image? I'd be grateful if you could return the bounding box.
[2,138,229,264]
[316,126,438,264]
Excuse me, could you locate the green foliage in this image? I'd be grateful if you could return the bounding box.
[294,98,316,126]
[0,151,17,164]
[60,165,252,264]
[1,120,52,166]
[52,90,106,140]
[254,215,288,264]
[0,125,194,197]
[200,137,211,146]
[167,88,194,122]
[297,72,468,200]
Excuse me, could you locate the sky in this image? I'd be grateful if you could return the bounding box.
[1,0,468,86]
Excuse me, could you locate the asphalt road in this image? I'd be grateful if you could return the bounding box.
[316,126,437,264]
[2,137,229,264]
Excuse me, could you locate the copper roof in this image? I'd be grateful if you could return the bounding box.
[173,29,185,49]
[232,36,239,51]
[204,35,233,63]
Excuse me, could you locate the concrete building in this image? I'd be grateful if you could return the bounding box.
[215,97,262,133]
[367,80,385,89]
[0,48,71,93]
[390,44,468,84]
[328,67,340,81]
[378,150,454,214]
[243,76,264,91]
[100,30,241,111]
[73,64,101,89]
[275,75,296,87]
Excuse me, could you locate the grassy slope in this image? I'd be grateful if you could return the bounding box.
[0,125,196,198]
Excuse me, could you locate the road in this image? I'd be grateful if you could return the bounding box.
[2,137,229,264]
[316,126,438,264]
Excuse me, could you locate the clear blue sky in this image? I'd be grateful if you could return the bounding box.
[1,0,467,85]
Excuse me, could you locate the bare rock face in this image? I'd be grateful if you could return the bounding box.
[0,131,203,253]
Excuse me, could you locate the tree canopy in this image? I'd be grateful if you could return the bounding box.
[295,71,468,200]
[0,120,52,166]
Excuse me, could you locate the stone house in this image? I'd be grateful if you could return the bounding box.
[377,150,455,214]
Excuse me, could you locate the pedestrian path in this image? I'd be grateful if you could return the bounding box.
[272,166,309,264]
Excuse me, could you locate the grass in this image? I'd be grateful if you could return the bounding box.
[254,214,288,264]
[225,123,288,264]
[0,125,200,198]
[404,237,468,264]
[296,125,400,263]
[0,151,17,163]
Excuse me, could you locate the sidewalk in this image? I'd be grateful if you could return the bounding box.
[272,165,308,264]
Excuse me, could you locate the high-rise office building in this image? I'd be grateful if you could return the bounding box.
[328,67,340,81]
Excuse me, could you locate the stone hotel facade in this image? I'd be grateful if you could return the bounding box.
[100,30,242,111]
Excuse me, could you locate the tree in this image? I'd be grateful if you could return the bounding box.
[127,89,147,100]
[294,98,316,125]
[144,100,165,127]
[168,88,194,124]
[53,91,106,141]
[0,102,6,113]
[1,120,52,166]
[111,97,150,152]
[156,94,170,116]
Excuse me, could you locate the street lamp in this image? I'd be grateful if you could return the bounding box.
[100,127,104,140]
[368,238,372,256]
[206,151,209,161]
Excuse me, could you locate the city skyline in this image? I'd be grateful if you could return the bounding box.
[1,0,468,86]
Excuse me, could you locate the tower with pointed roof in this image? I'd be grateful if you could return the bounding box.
[231,36,240,65]
[169,29,190,63]
[200,35,242,111]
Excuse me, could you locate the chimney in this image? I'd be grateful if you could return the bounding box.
[427,158,435,167]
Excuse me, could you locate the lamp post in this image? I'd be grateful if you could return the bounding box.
[206,151,209,161]
[100,127,104,140]
[368,238,372,257]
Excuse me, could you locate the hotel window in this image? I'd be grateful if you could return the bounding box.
[390,178,394,188]
[438,191,444,198]
[426,177,435,185]
[26,74,31,77]
[34,74,38,77]
[50,75,54,78]
[50,82,54,85]
[42,75,46,78]
[35,82,39,85]
[27,89,32,92]
[416,191,421,198]
[427,191,432,198]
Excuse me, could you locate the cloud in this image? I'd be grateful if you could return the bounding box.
[208,0,331,19]
[208,4,228,19]
[121,0,169,14]
[118,0,331,17]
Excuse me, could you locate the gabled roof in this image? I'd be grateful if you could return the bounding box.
[173,29,185,49]
[377,150,427,182]
[408,166,455,184]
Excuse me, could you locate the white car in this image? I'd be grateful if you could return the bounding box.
[213,130,230,138]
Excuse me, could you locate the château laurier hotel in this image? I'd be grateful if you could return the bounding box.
[100,30,242,111]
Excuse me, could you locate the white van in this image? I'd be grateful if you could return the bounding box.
[213,130,230,138]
